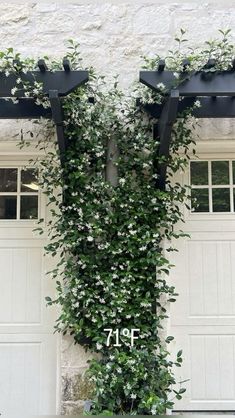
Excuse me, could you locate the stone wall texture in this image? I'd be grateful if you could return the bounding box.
[2,0,235,414]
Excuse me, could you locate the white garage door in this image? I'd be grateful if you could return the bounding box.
[171,155,235,411]
[0,158,58,415]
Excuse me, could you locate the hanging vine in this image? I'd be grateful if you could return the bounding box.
[0,28,233,415]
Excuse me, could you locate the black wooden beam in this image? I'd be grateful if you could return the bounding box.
[158,59,165,72]
[140,70,235,96]
[63,58,71,72]
[0,70,88,97]
[49,90,67,161]
[38,59,48,73]
[141,97,235,119]
[156,90,179,190]
[0,98,51,119]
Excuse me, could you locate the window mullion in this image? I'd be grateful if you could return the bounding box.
[229,160,234,212]
[17,168,21,220]
[208,161,213,213]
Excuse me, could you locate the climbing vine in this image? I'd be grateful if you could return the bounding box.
[1,28,234,415]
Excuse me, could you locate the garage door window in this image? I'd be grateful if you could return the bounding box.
[0,168,39,220]
[190,160,235,213]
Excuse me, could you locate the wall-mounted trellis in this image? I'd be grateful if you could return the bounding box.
[139,59,235,190]
[0,59,88,159]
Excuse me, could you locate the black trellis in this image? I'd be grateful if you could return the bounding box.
[0,59,88,160]
[139,60,235,190]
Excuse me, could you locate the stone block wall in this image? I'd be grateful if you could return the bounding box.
[1,0,235,413]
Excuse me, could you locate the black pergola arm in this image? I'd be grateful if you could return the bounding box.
[142,97,235,119]
[140,66,235,190]
[140,70,235,96]
[0,70,88,97]
[0,62,89,162]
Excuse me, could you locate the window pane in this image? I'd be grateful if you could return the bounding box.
[212,188,230,212]
[191,189,209,212]
[233,161,235,184]
[0,196,17,219]
[20,196,38,219]
[21,169,39,192]
[0,168,17,192]
[212,161,229,185]
[190,162,208,185]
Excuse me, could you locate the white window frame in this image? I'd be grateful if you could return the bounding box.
[190,159,235,213]
[0,166,39,220]
[0,156,46,227]
[177,140,235,222]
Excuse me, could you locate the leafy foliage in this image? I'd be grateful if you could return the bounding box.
[2,29,233,414]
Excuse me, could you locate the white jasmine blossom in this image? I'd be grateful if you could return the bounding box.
[130,393,137,399]
[173,72,180,79]
[87,236,94,242]
[156,82,166,90]
[94,338,102,351]
[194,99,201,108]
[11,87,17,95]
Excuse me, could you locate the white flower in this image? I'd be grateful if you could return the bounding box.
[116,367,122,374]
[130,393,137,399]
[119,178,126,185]
[10,97,19,104]
[173,72,180,79]
[96,343,102,350]
[139,246,147,251]
[112,273,118,279]
[5,69,10,77]
[11,87,17,95]
[194,99,201,108]
[156,82,165,90]
[87,236,94,242]
[151,198,157,204]
[16,77,21,84]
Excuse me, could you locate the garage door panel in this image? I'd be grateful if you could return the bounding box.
[0,247,42,324]
[172,331,235,409]
[0,159,58,415]
[0,334,57,415]
[171,237,235,326]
